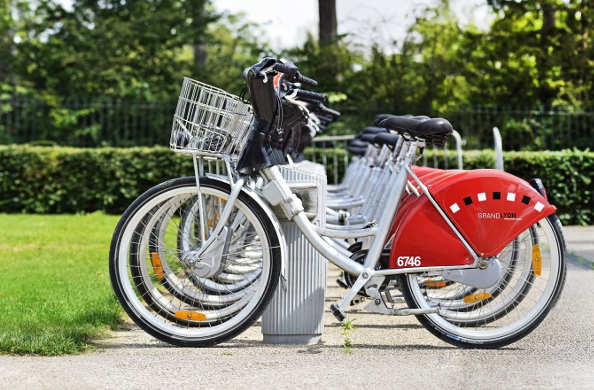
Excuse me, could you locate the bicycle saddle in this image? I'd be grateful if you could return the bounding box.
[360,126,388,135]
[373,132,400,148]
[349,138,369,148]
[377,115,452,146]
[359,133,377,143]
[347,145,368,155]
[374,114,430,126]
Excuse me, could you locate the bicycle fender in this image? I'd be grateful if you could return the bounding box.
[390,168,555,268]
[205,174,289,286]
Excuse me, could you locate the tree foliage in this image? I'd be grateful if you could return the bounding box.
[12,0,216,99]
[475,0,593,107]
[0,0,593,148]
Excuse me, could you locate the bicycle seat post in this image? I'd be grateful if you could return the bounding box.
[362,140,417,271]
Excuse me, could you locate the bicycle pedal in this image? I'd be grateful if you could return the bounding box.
[330,303,346,322]
[336,277,348,289]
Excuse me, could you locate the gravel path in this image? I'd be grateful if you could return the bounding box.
[1,260,592,389]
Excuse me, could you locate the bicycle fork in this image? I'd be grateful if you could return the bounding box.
[182,155,245,273]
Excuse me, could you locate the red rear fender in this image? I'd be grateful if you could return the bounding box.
[389,168,555,268]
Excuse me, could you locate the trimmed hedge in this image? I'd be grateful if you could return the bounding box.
[0,146,195,214]
[1,146,592,224]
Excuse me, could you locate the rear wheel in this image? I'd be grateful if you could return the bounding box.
[109,176,282,347]
[401,215,566,348]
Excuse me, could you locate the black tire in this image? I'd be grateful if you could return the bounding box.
[109,176,282,347]
[401,215,567,348]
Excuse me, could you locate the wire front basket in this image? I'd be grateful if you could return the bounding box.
[170,78,253,156]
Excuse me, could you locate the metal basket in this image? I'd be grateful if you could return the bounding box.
[170,78,253,156]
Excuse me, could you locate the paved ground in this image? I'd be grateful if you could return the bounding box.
[1,227,592,389]
[564,226,594,269]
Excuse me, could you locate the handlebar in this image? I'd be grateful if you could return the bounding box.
[314,113,333,125]
[298,75,318,87]
[272,63,318,87]
[318,104,340,118]
[295,89,328,104]
[307,103,340,121]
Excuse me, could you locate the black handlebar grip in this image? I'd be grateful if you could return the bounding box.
[298,74,318,87]
[315,113,334,125]
[319,104,340,118]
[272,63,318,87]
[272,62,296,76]
[296,89,328,103]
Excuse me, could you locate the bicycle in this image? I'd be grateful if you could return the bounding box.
[109,57,566,348]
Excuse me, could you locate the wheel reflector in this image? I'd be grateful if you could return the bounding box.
[150,252,164,280]
[208,211,221,229]
[463,292,491,303]
[175,310,207,321]
[532,244,542,276]
[421,280,447,288]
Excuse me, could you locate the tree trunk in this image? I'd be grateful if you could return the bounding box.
[538,3,556,108]
[0,0,13,79]
[318,0,337,46]
[191,0,208,69]
[193,44,207,68]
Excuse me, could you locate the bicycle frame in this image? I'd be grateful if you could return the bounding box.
[192,137,485,313]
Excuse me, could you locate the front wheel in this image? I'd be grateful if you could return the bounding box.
[401,215,566,348]
[109,176,282,347]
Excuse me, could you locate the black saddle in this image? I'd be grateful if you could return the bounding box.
[377,115,452,146]
[358,133,377,143]
[347,145,368,155]
[360,126,388,135]
[374,114,430,126]
[373,132,400,147]
[349,138,370,149]
[351,132,399,150]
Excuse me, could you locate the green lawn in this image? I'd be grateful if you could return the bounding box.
[0,213,122,355]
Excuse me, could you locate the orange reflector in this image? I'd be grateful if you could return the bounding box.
[208,211,221,229]
[150,252,164,280]
[421,280,447,288]
[532,244,542,276]
[175,311,207,321]
[463,292,492,303]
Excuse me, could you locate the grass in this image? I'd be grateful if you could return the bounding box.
[340,318,356,354]
[0,213,122,355]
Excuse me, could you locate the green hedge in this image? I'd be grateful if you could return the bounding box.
[1,146,592,224]
[0,146,196,214]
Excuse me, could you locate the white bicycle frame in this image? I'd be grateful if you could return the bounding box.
[190,137,483,316]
